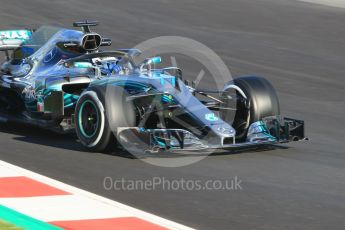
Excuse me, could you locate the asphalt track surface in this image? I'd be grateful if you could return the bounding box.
[0,0,345,229]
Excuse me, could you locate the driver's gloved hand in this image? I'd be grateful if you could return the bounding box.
[100,63,122,76]
[108,63,122,74]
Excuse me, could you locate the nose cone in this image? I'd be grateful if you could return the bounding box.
[204,122,236,146]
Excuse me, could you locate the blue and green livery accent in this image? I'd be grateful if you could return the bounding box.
[78,100,99,138]
[205,113,219,122]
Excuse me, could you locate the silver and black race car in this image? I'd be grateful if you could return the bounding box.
[0,21,306,154]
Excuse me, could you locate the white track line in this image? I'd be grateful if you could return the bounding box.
[0,165,22,177]
[298,0,345,9]
[0,160,195,230]
[0,195,132,221]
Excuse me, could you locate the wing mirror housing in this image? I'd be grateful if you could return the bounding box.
[140,56,162,74]
[73,62,93,68]
[147,56,161,64]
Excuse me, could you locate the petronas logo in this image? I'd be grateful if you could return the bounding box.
[205,113,219,122]
[0,30,32,41]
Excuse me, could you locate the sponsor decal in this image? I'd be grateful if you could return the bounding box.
[217,126,234,134]
[0,30,32,41]
[43,47,58,63]
[205,113,219,122]
[22,87,37,100]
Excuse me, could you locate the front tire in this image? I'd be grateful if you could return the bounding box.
[221,76,280,141]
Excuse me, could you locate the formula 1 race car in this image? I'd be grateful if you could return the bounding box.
[0,21,306,154]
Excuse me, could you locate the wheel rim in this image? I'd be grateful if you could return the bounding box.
[78,100,99,138]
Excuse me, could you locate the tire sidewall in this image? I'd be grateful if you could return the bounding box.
[75,90,111,151]
[222,76,280,140]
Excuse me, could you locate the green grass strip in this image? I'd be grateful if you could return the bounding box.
[0,220,24,230]
[0,205,62,230]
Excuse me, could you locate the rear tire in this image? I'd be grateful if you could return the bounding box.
[221,76,280,140]
[75,85,136,152]
[75,90,113,152]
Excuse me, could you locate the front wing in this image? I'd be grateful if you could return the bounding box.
[116,116,307,155]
